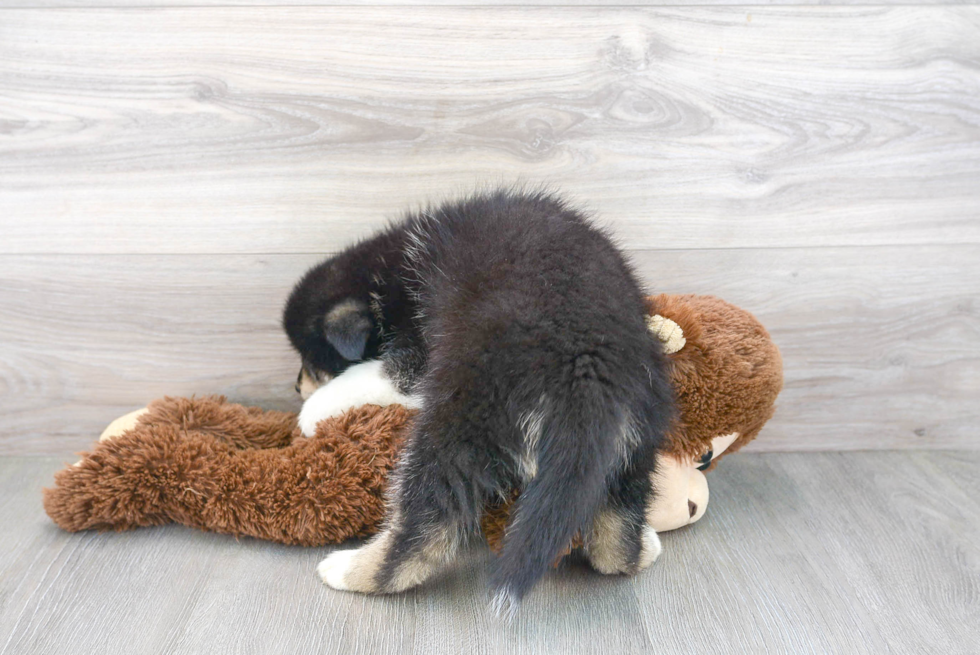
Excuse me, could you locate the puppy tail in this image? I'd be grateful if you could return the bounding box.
[488,398,637,616]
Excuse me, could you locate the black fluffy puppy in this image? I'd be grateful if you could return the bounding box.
[283,189,675,611]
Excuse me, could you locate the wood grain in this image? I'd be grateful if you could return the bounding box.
[632,451,980,655]
[1,245,976,456]
[2,7,979,254]
[4,0,978,7]
[3,452,979,654]
[631,246,980,453]
[0,458,418,655]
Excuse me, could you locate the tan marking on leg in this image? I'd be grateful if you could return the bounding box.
[346,529,395,592]
[319,507,404,592]
[386,524,461,592]
[318,514,462,594]
[586,509,630,575]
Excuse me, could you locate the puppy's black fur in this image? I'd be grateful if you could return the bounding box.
[283,189,675,606]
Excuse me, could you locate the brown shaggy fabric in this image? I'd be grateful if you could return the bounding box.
[44,397,413,546]
[44,294,782,551]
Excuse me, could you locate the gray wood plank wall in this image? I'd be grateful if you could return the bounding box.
[2,7,978,455]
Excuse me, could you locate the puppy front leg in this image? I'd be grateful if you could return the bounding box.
[586,508,661,575]
[298,360,422,436]
[318,420,474,593]
[317,527,397,593]
[585,454,662,575]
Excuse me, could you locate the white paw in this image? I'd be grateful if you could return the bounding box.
[297,360,422,437]
[637,526,662,570]
[297,391,334,437]
[317,549,358,591]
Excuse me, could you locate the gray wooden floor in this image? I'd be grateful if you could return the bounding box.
[3,451,978,655]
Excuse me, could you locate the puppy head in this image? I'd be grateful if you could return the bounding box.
[284,283,376,395]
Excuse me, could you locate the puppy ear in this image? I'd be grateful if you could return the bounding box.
[324,300,372,361]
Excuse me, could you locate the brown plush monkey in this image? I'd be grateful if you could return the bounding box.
[45,295,782,551]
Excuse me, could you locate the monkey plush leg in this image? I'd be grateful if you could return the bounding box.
[99,407,150,442]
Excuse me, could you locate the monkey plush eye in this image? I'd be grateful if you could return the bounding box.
[697,433,740,471]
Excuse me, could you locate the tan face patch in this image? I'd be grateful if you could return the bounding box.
[296,366,332,400]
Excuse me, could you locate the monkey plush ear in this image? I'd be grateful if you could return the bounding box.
[324,300,372,361]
